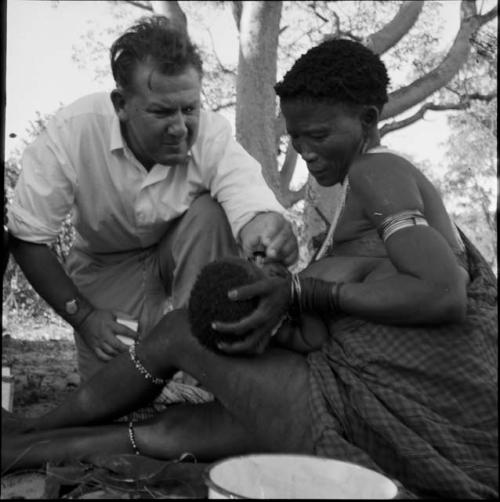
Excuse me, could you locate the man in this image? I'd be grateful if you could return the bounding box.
[7,16,297,382]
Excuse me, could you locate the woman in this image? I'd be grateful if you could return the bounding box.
[3,39,497,498]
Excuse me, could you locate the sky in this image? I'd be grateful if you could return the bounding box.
[5,0,466,181]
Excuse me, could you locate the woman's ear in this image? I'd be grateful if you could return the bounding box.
[361,106,379,130]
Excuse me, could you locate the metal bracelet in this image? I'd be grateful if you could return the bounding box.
[128,420,140,455]
[128,342,167,386]
[333,282,344,312]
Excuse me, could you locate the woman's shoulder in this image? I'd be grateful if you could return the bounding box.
[349,147,417,182]
[348,147,421,209]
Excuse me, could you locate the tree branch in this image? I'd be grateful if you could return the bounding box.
[283,185,307,208]
[205,27,237,75]
[381,0,498,120]
[210,100,237,112]
[125,0,153,12]
[275,112,286,150]
[279,141,298,190]
[477,4,498,23]
[232,1,243,30]
[379,92,497,136]
[150,1,187,31]
[365,1,424,55]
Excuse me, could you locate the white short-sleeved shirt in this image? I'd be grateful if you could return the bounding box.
[8,92,284,253]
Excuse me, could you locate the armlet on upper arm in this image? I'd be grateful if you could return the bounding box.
[377,209,429,243]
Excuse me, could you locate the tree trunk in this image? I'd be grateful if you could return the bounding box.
[150,1,187,32]
[235,1,283,198]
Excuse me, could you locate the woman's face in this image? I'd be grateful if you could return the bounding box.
[281,99,365,186]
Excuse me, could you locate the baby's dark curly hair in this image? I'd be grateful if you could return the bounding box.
[275,38,389,111]
[110,15,203,92]
[188,258,264,353]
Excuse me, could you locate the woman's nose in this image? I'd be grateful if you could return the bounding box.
[300,149,318,162]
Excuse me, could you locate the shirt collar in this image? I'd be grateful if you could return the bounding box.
[109,113,125,152]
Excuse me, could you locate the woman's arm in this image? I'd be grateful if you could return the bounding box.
[342,154,467,325]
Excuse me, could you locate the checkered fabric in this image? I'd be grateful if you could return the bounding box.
[307,230,498,499]
[118,371,214,423]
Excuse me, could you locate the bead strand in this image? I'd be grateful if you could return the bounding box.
[129,342,167,386]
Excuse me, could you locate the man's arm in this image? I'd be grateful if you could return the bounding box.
[9,236,136,360]
[200,111,298,265]
[9,236,91,325]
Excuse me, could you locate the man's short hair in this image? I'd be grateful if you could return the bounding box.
[274,38,390,112]
[110,15,203,92]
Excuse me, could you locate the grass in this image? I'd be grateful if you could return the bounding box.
[2,311,78,417]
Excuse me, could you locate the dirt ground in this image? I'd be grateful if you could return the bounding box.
[1,322,211,499]
[2,323,79,418]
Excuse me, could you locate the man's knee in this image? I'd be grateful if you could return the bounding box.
[186,194,229,231]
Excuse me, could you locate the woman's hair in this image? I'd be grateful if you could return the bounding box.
[274,38,390,111]
[188,258,263,353]
[110,15,203,92]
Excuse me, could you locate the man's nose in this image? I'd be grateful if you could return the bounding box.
[167,112,188,139]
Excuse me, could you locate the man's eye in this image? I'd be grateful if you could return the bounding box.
[183,106,196,114]
[309,134,326,141]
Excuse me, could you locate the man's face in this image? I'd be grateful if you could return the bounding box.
[115,62,202,170]
[281,99,365,186]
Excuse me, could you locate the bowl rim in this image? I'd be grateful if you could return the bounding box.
[203,453,400,499]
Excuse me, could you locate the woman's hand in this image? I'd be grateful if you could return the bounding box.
[211,275,292,355]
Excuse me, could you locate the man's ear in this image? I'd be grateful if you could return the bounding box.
[361,106,379,131]
[110,88,128,121]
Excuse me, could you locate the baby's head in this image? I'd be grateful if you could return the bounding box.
[188,257,286,352]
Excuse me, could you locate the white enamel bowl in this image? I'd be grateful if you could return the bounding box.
[204,454,399,499]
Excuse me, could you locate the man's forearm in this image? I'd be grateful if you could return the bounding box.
[9,235,94,328]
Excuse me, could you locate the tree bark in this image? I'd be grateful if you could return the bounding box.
[365,1,424,55]
[235,1,283,197]
[150,0,187,32]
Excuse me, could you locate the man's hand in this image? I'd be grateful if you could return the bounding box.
[212,275,291,355]
[78,310,137,361]
[239,212,298,267]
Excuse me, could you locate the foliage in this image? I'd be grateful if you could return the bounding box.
[443,100,497,271]
[3,111,75,328]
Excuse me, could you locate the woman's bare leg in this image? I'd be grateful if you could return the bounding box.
[142,310,314,454]
[2,401,257,472]
[3,309,313,470]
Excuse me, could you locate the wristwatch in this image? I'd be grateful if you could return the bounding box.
[65,298,79,315]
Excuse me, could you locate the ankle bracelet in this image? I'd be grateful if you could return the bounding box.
[128,420,140,455]
[129,342,167,386]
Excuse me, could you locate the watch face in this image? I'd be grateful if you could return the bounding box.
[66,299,78,315]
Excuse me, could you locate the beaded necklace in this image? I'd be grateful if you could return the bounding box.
[311,140,375,263]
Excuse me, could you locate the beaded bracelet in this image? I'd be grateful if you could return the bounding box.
[128,420,140,455]
[129,342,167,386]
